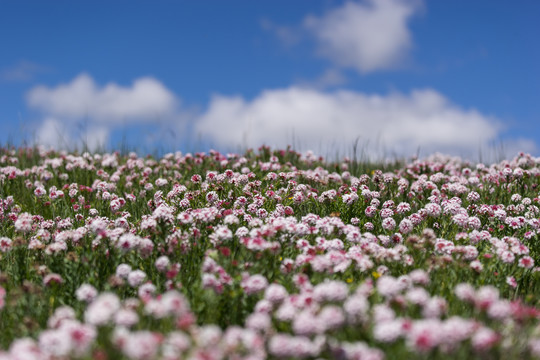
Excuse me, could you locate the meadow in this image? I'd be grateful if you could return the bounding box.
[0,145,539,359]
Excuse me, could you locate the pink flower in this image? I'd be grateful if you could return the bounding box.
[121,331,161,360]
[0,237,13,252]
[128,270,147,287]
[144,298,169,319]
[440,316,476,347]
[193,325,222,348]
[424,203,441,217]
[39,329,72,357]
[318,305,345,331]
[138,283,157,300]
[202,273,223,294]
[519,256,535,269]
[455,283,475,302]
[406,287,429,306]
[343,193,359,205]
[241,274,268,295]
[264,283,288,304]
[396,202,411,214]
[155,178,168,187]
[116,263,132,278]
[407,319,442,353]
[155,256,171,272]
[340,341,384,360]
[75,284,98,303]
[409,269,430,286]
[268,334,319,358]
[475,286,499,310]
[470,260,483,272]
[245,312,271,332]
[116,234,140,252]
[506,276,517,288]
[380,208,394,218]
[422,296,447,318]
[114,308,140,327]
[382,217,396,231]
[162,331,191,358]
[293,191,305,204]
[34,186,46,197]
[467,216,482,230]
[471,327,499,351]
[110,198,125,211]
[365,206,377,218]
[487,299,512,320]
[14,212,33,233]
[499,250,515,264]
[84,292,121,326]
[467,191,480,202]
[47,306,76,329]
[313,280,348,302]
[43,273,64,287]
[399,218,414,234]
[364,222,374,231]
[372,304,396,324]
[60,320,97,356]
[293,310,321,335]
[254,299,273,314]
[452,213,469,227]
[343,295,369,324]
[373,319,403,343]
[161,290,189,316]
[377,276,406,298]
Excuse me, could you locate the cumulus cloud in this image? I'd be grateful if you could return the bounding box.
[303,0,422,73]
[194,86,507,159]
[25,73,535,160]
[27,73,177,123]
[26,73,180,150]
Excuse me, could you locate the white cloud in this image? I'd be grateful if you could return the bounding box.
[27,73,178,123]
[1,60,50,82]
[34,118,69,149]
[194,86,508,159]
[35,117,109,151]
[295,68,347,90]
[25,74,535,160]
[303,0,422,73]
[260,18,302,47]
[26,73,180,150]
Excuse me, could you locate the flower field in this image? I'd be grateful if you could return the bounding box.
[1,146,540,359]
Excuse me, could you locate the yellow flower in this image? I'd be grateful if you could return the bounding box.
[372,271,381,279]
[346,277,353,283]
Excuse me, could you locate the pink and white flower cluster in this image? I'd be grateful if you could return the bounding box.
[0,147,540,359]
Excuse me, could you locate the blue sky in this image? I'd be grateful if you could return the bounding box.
[1,0,538,160]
